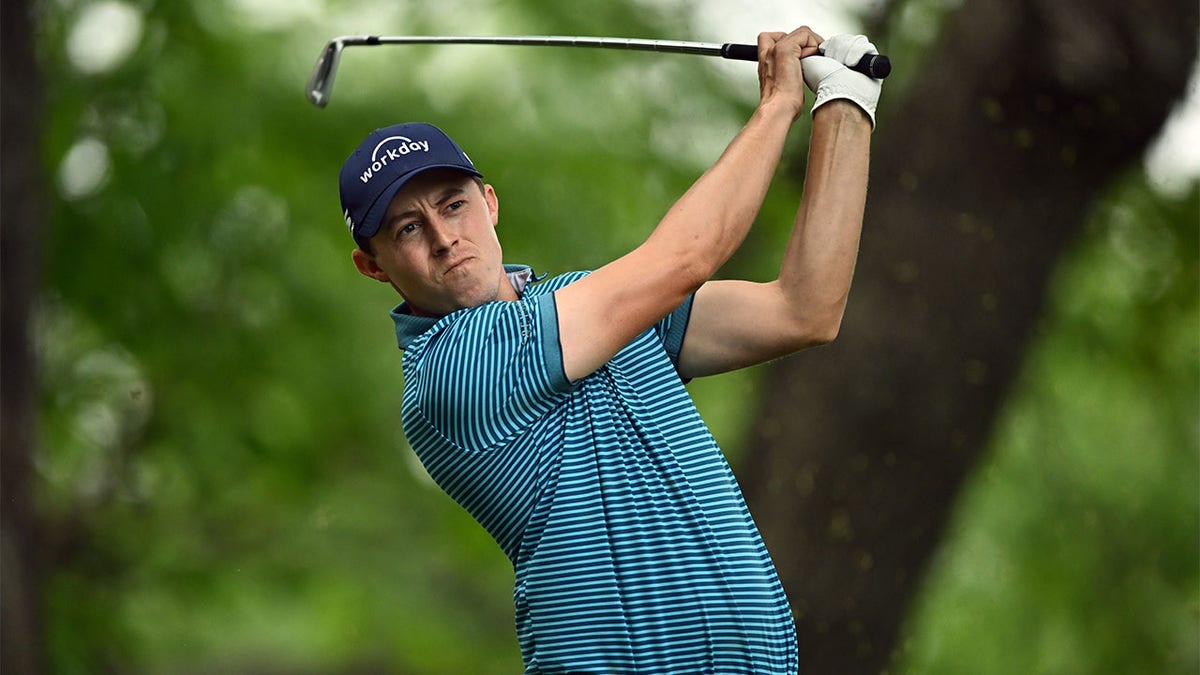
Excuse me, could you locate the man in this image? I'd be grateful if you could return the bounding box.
[338,27,880,674]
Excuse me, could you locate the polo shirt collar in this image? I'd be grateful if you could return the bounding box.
[391,264,543,350]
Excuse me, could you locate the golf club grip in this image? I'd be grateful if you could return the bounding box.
[720,43,891,79]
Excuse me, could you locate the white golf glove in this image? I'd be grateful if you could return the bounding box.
[802,34,883,127]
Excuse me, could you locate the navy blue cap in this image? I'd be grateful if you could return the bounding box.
[339,122,482,248]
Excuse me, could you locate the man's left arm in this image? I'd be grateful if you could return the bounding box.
[677,94,873,380]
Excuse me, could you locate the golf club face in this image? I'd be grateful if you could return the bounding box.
[306,39,343,108]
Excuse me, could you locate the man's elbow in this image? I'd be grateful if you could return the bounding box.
[642,240,716,297]
[805,315,842,347]
[811,318,842,346]
[785,305,845,349]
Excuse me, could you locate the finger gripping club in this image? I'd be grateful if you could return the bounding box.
[718,43,891,79]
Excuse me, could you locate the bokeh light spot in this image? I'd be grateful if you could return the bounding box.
[57,137,111,200]
[67,1,144,74]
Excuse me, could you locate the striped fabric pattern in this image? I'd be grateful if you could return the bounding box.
[393,269,797,674]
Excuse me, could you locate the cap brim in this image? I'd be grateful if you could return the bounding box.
[356,164,484,244]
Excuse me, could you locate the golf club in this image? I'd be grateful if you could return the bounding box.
[306,35,892,108]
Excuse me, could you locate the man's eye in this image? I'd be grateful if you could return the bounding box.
[447,200,465,211]
[399,223,418,235]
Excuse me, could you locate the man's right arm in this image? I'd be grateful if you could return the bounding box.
[551,27,822,382]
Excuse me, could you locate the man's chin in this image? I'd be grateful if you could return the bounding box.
[426,287,502,317]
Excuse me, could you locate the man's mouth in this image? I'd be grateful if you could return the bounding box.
[444,257,472,275]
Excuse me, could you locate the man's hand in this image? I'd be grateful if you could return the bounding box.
[802,34,884,127]
[756,27,824,119]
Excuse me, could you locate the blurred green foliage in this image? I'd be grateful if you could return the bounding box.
[30,0,1198,673]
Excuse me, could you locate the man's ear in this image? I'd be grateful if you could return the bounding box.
[352,248,391,283]
[484,183,499,227]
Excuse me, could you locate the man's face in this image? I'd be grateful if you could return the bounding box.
[353,168,511,317]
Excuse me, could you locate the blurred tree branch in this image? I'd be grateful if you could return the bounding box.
[740,0,1199,672]
[2,0,46,672]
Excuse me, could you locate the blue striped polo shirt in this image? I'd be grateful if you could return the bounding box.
[392,265,797,674]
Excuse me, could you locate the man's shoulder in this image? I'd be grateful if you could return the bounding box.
[526,269,590,295]
[404,302,510,354]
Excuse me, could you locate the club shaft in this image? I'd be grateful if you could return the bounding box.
[351,34,730,56]
[307,35,891,107]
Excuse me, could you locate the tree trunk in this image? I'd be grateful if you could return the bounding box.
[1,0,46,673]
[738,0,1198,672]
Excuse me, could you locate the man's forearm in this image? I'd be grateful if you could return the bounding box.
[776,99,872,331]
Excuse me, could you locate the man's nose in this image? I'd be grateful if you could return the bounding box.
[428,217,458,254]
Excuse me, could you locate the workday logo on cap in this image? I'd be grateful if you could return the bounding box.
[338,122,482,248]
[357,135,433,184]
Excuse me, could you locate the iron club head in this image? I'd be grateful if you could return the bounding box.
[306,38,345,108]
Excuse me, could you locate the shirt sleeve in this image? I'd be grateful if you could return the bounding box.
[402,295,573,453]
[653,294,695,366]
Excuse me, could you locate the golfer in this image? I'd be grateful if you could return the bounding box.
[338,26,879,674]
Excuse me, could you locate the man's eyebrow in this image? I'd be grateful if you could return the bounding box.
[385,185,469,231]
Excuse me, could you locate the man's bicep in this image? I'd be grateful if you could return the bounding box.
[677,279,829,379]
